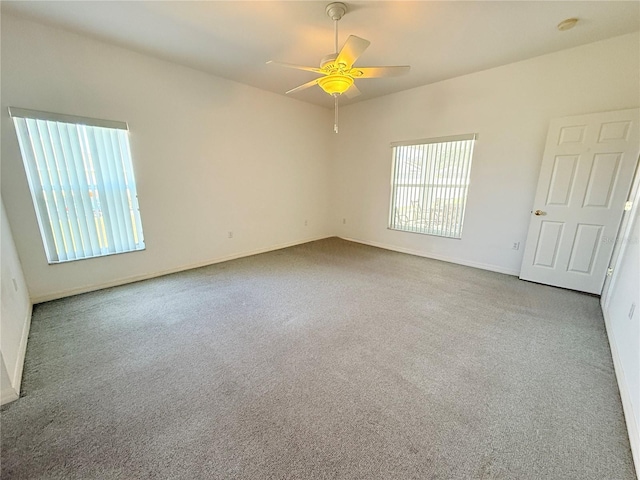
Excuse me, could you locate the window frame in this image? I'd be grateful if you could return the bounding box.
[388,133,476,239]
[9,107,145,264]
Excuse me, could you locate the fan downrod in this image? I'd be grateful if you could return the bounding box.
[326,2,347,21]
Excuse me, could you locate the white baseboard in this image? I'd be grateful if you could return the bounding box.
[602,307,640,477]
[32,235,332,303]
[1,388,19,406]
[12,303,33,397]
[1,303,33,406]
[339,236,520,276]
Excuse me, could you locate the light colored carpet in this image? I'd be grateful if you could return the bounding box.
[1,238,635,479]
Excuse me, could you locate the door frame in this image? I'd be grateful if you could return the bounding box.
[601,153,640,307]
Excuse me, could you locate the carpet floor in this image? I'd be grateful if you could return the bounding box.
[1,238,635,479]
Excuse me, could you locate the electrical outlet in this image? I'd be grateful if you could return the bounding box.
[228,231,233,239]
[512,242,520,250]
[629,303,636,320]
[304,220,308,226]
[342,218,347,224]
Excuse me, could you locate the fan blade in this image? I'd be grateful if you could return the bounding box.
[345,83,361,99]
[335,35,370,69]
[266,60,324,74]
[285,79,320,95]
[352,66,410,78]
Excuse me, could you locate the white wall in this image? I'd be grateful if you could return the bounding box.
[331,33,640,275]
[1,13,333,302]
[602,191,640,472]
[0,199,32,404]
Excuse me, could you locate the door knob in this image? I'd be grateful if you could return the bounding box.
[534,210,546,216]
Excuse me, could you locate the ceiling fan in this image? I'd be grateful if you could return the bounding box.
[267,2,410,133]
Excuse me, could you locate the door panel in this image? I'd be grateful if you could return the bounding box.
[533,221,564,268]
[558,125,587,144]
[567,224,602,274]
[598,121,631,142]
[582,153,620,207]
[547,156,578,205]
[520,109,639,294]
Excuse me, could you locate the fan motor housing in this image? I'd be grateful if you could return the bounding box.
[320,54,338,70]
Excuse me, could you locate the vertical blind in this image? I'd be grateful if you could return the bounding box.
[389,134,476,239]
[9,108,145,263]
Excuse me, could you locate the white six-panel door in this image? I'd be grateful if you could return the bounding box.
[520,109,640,294]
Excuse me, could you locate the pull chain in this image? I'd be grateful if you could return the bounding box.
[331,9,341,133]
[334,94,339,133]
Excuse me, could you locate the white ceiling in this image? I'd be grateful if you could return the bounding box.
[3,1,639,109]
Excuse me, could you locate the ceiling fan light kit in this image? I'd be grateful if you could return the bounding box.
[318,75,353,95]
[267,2,410,133]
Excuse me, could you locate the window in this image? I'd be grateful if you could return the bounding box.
[389,134,476,239]
[9,108,145,263]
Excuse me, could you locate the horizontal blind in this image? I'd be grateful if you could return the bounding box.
[10,109,144,263]
[389,136,475,239]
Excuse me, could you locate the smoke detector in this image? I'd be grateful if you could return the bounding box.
[557,18,579,31]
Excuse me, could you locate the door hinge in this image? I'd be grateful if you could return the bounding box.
[624,201,633,211]
[607,267,614,277]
